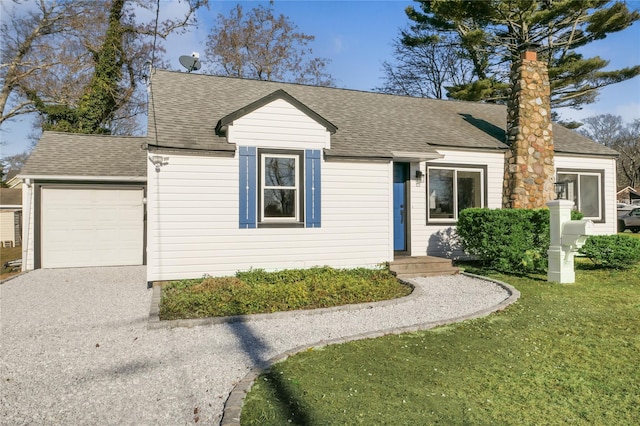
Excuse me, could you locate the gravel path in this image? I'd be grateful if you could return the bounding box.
[0,266,516,425]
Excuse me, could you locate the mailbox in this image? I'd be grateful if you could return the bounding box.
[548,200,595,284]
[561,220,594,248]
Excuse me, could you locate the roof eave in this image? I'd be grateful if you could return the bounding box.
[391,151,445,162]
[17,174,147,182]
[554,150,619,158]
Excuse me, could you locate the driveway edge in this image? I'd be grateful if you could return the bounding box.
[220,272,520,426]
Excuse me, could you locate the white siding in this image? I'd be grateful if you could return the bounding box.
[408,149,506,258]
[0,211,17,245]
[555,155,617,235]
[147,154,392,281]
[405,150,617,259]
[227,99,331,150]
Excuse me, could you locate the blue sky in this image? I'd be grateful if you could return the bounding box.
[2,0,639,157]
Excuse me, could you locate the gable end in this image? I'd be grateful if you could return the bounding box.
[215,89,337,136]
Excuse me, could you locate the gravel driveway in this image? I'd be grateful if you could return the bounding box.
[1,266,516,425]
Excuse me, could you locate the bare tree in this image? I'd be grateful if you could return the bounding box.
[1,151,30,173]
[0,0,92,127]
[1,0,207,135]
[205,3,334,86]
[615,120,640,189]
[579,114,640,189]
[376,30,473,98]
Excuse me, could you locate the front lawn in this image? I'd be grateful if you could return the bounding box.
[241,262,640,425]
[160,266,412,320]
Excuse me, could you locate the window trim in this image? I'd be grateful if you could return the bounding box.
[426,164,487,225]
[556,168,605,223]
[258,149,304,226]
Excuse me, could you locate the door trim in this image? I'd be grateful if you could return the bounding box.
[393,162,410,254]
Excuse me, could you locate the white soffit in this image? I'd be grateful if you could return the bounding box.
[391,151,444,162]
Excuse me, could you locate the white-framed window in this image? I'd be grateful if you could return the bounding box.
[239,147,321,229]
[557,170,603,221]
[260,152,301,223]
[427,165,485,222]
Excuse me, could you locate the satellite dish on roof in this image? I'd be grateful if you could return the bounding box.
[179,52,201,72]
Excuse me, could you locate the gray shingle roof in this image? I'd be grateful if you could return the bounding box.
[20,132,147,178]
[0,188,21,206]
[148,69,617,158]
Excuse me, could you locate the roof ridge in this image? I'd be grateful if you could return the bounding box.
[41,131,147,139]
[151,68,509,109]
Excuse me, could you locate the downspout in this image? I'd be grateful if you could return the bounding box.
[22,178,32,271]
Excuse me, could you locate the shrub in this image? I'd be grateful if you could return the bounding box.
[456,208,584,274]
[160,266,412,319]
[456,208,548,273]
[579,234,640,269]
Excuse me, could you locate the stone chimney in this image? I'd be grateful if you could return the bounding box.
[502,47,555,209]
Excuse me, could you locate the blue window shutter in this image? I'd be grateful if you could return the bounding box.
[239,146,257,228]
[305,149,321,228]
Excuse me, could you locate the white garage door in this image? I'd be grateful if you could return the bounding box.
[41,187,144,268]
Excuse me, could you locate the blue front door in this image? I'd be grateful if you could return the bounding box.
[393,163,408,251]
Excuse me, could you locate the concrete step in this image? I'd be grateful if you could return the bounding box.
[394,270,459,279]
[389,256,459,278]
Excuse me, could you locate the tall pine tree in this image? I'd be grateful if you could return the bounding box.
[404,0,640,108]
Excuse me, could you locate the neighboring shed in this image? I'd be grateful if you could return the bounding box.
[617,186,640,204]
[5,170,23,189]
[0,188,22,247]
[20,132,147,269]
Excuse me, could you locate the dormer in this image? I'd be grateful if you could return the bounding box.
[215,89,337,151]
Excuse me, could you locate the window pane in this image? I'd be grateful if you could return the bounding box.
[580,175,599,218]
[265,157,295,187]
[264,189,296,218]
[429,169,454,219]
[457,171,481,213]
[558,173,578,206]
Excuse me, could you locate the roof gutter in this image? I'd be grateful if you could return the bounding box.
[17,175,147,182]
[391,151,445,162]
[554,151,619,158]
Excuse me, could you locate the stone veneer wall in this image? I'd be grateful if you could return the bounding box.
[503,51,555,209]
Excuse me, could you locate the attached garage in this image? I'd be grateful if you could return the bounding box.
[40,186,144,268]
[19,132,148,270]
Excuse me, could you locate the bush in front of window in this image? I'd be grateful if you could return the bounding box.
[578,235,640,269]
[456,208,584,273]
[456,208,549,273]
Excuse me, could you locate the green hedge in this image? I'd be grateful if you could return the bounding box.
[579,235,640,269]
[456,208,583,273]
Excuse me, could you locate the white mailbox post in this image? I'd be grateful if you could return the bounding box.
[547,200,594,283]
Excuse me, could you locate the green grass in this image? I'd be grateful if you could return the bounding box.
[0,245,22,279]
[159,266,412,320]
[620,231,640,239]
[241,262,640,425]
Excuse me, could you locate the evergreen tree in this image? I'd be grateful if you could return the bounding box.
[403,0,640,108]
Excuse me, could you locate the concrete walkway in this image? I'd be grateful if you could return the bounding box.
[0,267,518,425]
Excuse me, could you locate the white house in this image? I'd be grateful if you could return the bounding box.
[19,68,618,283]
